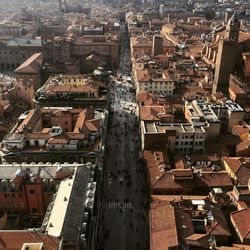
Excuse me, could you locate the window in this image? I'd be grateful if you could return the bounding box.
[65,121,68,125]
[32,208,38,213]
[4,193,7,198]
[29,190,35,194]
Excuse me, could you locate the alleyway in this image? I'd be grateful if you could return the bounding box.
[97,24,149,250]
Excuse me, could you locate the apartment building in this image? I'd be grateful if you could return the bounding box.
[1,107,107,163]
[0,37,42,71]
[150,197,232,249]
[0,162,98,250]
[35,74,108,108]
[42,164,99,250]
[141,121,206,154]
[134,67,175,97]
[0,163,79,218]
[185,100,245,139]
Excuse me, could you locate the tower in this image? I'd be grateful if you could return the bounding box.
[58,0,67,13]
[159,4,164,20]
[152,35,163,57]
[224,12,240,42]
[212,12,240,94]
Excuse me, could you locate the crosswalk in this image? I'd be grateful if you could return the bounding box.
[108,202,133,209]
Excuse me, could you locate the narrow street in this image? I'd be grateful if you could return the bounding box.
[97,24,149,250]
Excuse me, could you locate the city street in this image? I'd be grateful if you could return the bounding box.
[97,24,149,250]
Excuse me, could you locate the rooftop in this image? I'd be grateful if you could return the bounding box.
[44,164,94,244]
[0,231,60,250]
[7,37,42,47]
[150,202,178,250]
[223,157,250,185]
[15,53,43,74]
[231,208,250,242]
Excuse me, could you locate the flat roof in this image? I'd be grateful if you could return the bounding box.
[143,121,205,134]
[191,200,205,205]
[46,169,75,237]
[46,165,92,243]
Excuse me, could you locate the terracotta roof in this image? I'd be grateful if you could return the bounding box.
[17,109,42,133]
[232,125,250,136]
[190,154,219,162]
[140,106,174,121]
[137,92,169,106]
[14,53,43,74]
[48,135,70,144]
[152,172,194,191]
[135,68,151,82]
[193,171,233,188]
[231,208,250,242]
[174,155,186,169]
[172,169,193,179]
[144,150,169,188]
[151,195,207,203]
[223,157,250,185]
[173,199,231,247]
[217,30,250,44]
[73,110,87,133]
[229,83,246,94]
[84,119,101,132]
[236,138,250,156]
[0,231,60,250]
[150,202,178,250]
[137,92,153,102]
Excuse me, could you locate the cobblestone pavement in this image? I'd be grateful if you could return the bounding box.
[97,24,149,250]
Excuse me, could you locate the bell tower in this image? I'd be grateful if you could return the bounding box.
[224,12,240,42]
[212,12,241,94]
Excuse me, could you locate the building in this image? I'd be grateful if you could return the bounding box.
[141,121,206,154]
[228,74,250,107]
[222,157,250,185]
[0,37,42,71]
[145,150,232,195]
[230,182,250,209]
[152,35,164,57]
[14,53,43,92]
[140,105,175,123]
[130,36,175,59]
[42,164,99,249]
[0,162,85,219]
[0,162,98,250]
[35,74,108,108]
[1,107,107,163]
[150,201,179,250]
[202,13,250,94]
[185,99,244,138]
[41,33,120,72]
[232,125,250,157]
[231,208,250,244]
[0,22,23,36]
[150,196,232,249]
[0,231,60,249]
[12,53,44,107]
[134,67,175,97]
